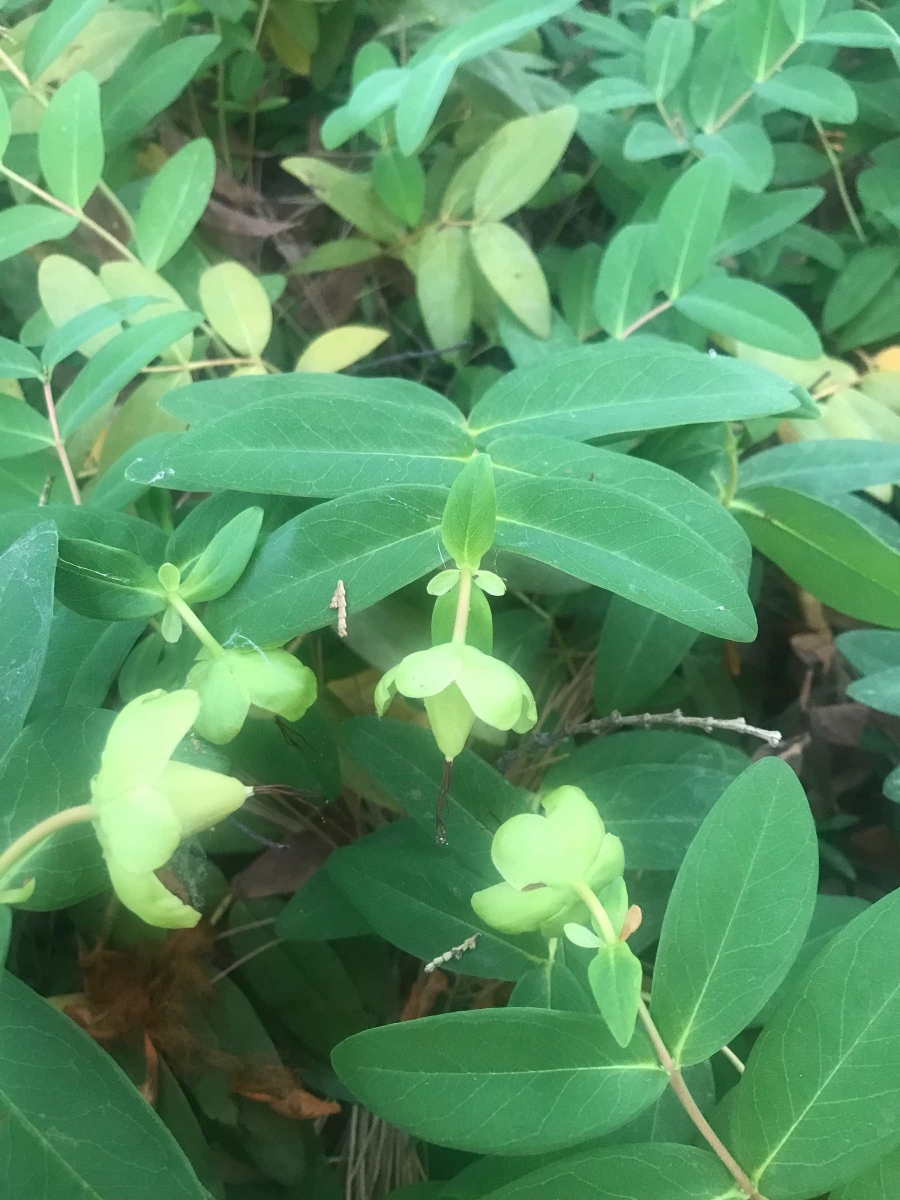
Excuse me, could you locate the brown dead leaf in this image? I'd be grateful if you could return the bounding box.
[236,1085,340,1120]
[231,832,330,900]
[400,970,448,1022]
[810,703,870,748]
[202,198,296,240]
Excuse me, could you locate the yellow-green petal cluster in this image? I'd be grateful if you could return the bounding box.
[472,786,624,935]
[90,689,252,928]
[374,642,536,760]
[186,646,317,745]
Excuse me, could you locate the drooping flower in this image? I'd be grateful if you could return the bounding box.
[186,646,317,745]
[471,786,625,935]
[374,642,536,761]
[91,689,252,928]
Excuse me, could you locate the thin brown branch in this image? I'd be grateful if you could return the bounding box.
[618,299,673,339]
[43,377,81,505]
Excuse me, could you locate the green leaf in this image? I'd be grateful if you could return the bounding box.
[730,888,900,1197]
[281,157,405,245]
[716,186,824,258]
[688,16,749,133]
[442,453,496,568]
[276,869,371,942]
[41,297,156,368]
[38,72,103,209]
[0,89,10,162]
[822,247,900,334]
[342,717,525,878]
[293,238,381,274]
[0,395,54,459]
[548,728,749,789]
[136,138,216,270]
[127,389,473,496]
[734,486,900,628]
[576,77,654,114]
[0,708,113,908]
[594,597,698,716]
[395,56,457,157]
[179,506,263,604]
[838,630,900,679]
[24,0,104,80]
[468,342,804,442]
[0,524,57,750]
[623,120,685,162]
[847,667,900,717]
[56,537,166,620]
[56,311,201,438]
[578,763,736,870]
[462,1144,733,1200]
[593,224,658,338]
[778,0,825,41]
[739,439,900,494]
[693,123,774,194]
[332,1008,666,1154]
[0,971,210,1197]
[509,959,593,1013]
[644,17,695,101]
[833,1146,900,1200]
[328,821,543,981]
[199,261,272,357]
[560,243,603,340]
[494,475,756,640]
[0,337,42,379]
[738,0,795,79]
[0,205,78,263]
[470,222,551,338]
[205,486,448,645]
[807,9,899,47]
[416,225,474,350]
[102,35,221,150]
[655,158,732,298]
[651,758,818,1067]
[473,106,578,222]
[589,941,643,1048]
[836,277,900,351]
[755,66,858,123]
[675,274,821,358]
[371,147,425,227]
[320,67,407,148]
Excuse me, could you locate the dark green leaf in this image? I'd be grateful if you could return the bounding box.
[778,0,825,41]
[593,224,658,338]
[276,870,371,942]
[738,0,795,78]
[693,123,774,194]
[509,959,593,1012]
[594,597,698,715]
[0,524,57,750]
[42,297,157,368]
[833,1145,900,1200]
[652,758,818,1066]
[576,77,654,114]
[56,537,165,620]
[716,187,824,258]
[675,274,821,358]
[655,158,732,298]
[739,439,900,494]
[755,66,858,123]
[847,666,900,716]
[547,729,749,789]
[372,147,425,227]
[441,453,496,568]
[0,395,53,459]
[837,629,900,677]
[332,1008,666,1154]
[822,247,900,334]
[0,337,42,379]
[623,120,684,162]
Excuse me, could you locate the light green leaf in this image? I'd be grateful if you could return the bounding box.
[739,439,900,494]
[576,77,654,114]
[675,274,821,358]
[594,597,698,716]
[39,253,119,358]
[593,224,658,338]
[470,222,551,338]
[651,758,818,1067]
[0,708,112,908]
[755,66,858,123]
[395,56,457,157]
[179,506,264,604]
[99,261,196,364]
[0,971,209,1196]
[332,1008,666,1154]
[822,247,900,334]
[694,123,774,194]
[281,157,405,245]
[734,486,900,628]
[622,119,684,162]
[560,243,603,340]
[644,17,695,101]
[199,261,272,357]
[467,341,805,442]
[655,158,732,298]
[56,311,202,438]
[836,277,900,351]
[730,889,900,1197]
[808,10,900,47]
[0,337,42,379]
[320,68,407,148]
[688,16,750,133]
[38,72,103,209]
[56,537,166,621]
[24,0,104,80]
[0,524,57,751]
[416,225,474,350]
[136,138,216,270]
[509,959,593,1012]
[372,147,425,227]
[442,453,496,569]
[838,629,900,677]
[0,89,10,162]
[41,297,156,368]
[0,395,53,459]
[0,205,77,263]
[847,667,900,717]
[293,238,381,274]
[778,0,825,41]
[737,0,795,80]
[716,186,824,258]
[327,821,543,981]
[494,476,756,640]
[473,106,578,222]
[204,486,448,645]
[126,389,473,496]
[102,35,220,149]
[589,941,643,1047]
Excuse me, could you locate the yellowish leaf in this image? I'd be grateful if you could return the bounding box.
[295,325,388,373]
[267,16,312,75]
[100,261,194,364]
[199,261,273,357]
[39,254,118,356]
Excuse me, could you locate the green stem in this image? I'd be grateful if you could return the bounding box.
[0,804,96,889]
[572,879,618,944]
[812,116,866,244]
[451,568,473,644]
[168,594,226,657]
[720,423,739,508]
[43,375,81,505]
